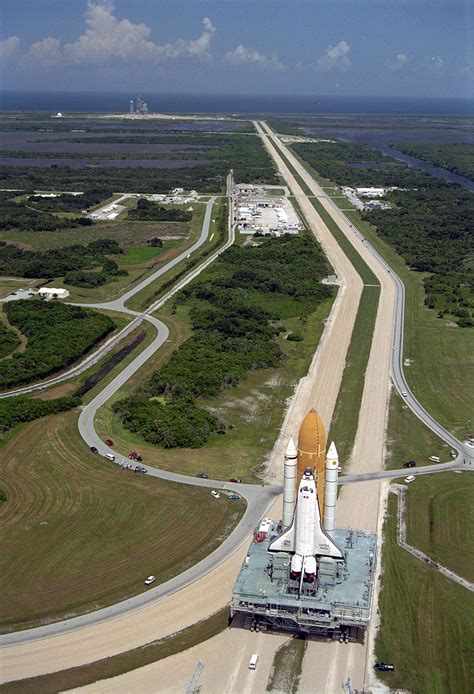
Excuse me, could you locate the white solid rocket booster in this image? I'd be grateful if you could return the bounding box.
[282,437,297,528]
[323,441,339,537]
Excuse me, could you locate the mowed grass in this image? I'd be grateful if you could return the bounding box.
[0,411,244,632]
[95,298,334,482]
[375,494,474,694]
[328,286,379,465]
[405,473,474,582]
[385,392,452,469]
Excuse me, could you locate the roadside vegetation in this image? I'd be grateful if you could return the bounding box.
[113,234,332,449]
[0,411,244,632]
[0,300,115,389]
[266,638,307,693]
[395,142,474,180]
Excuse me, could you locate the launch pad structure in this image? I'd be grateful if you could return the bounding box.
[230,409,378,641]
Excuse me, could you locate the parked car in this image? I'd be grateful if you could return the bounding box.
[144,576,156,585]
[211,490,220,499]
[227,493,240,500]
[449,450,457,459]
[128,451,142,461]
[90,446,98,454]
[105,439,114,446]
[134,465,147,473]
[105,453,115,461]
[403,460,416,468]
[404,474,415,484]
[196,473,209,479]
[374,663,394,672]
[229,478,241,483]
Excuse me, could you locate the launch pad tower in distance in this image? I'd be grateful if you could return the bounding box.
[230,408,377,642]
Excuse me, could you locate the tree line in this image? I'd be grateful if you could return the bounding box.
[128,199,192,222]
[0,300,115,389]
[0,192,93,233]
[0,395,81,440]
[293,140,473,327]
[0,239,127,288]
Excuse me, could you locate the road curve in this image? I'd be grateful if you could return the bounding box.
[0,197,217,399]
[0,180,283,651]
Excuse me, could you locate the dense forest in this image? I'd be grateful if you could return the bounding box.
[0,323,20,359]
[395,143,474,181]
[0,395,81,439]
[363,187,474,325]
[0,300,115,389]
[292,140,473,326]
[291,141,444,189]
[128,199,192,222]
[113,234,332,448]
[0,239,126,288]
[0,192,94,232]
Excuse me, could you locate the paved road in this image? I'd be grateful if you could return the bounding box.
[0,175,283,652]
[258,121,473,472]
[0,197,217,399]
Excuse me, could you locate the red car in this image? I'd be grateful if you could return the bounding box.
[105,439,114,446]
[229,478,241,484]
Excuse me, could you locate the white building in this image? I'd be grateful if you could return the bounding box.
[355,187,385,198]
[38,288,70,300]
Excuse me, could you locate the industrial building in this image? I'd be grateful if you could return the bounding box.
[233,185,302,237]
[38,287,70,300]
[231,409,377,641]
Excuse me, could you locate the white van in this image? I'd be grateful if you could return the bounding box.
[429,456,440,463]
[105,453,115,461]
[249,654,259,670]
[404,474,415,484]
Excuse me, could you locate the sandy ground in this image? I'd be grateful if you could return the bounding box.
[1,123,396,693]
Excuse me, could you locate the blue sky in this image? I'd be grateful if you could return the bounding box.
[1,0,472,97]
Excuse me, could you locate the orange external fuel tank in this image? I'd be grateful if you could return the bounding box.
[297,409,327,512]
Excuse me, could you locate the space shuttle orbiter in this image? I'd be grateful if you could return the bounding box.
[269,467,343,580]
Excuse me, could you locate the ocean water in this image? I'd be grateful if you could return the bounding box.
[1,91,473,116]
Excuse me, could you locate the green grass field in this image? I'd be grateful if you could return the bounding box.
[328,286,380,464]
[0,411,244,632]
[405,473,474,582]
[385,393,451,469]
[375,494,474,694]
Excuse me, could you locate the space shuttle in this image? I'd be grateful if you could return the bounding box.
[269,409,344,587]
[269,467,343,577]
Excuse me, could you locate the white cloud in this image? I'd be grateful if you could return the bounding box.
[0,36,21,60]
[28,37,62,67]
[224,44,286,71]
[316,41,351,72]
[389,52,410,71]
[26,2,216,67]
